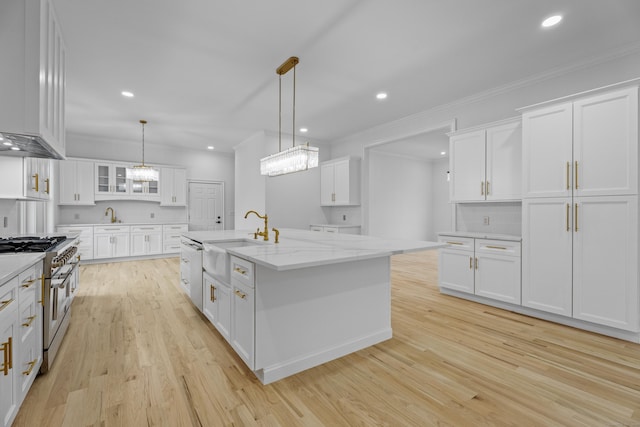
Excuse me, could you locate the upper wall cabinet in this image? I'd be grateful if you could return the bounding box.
[0,0,67,158]
[58,159,95,205]
[521,86,638,198]
[0,157,50,200]
[449,118,522,202]
[320,157,361,206]
[160,167,187,206]
[95,162,129,198]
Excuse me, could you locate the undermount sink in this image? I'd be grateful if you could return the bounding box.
[202,239,267,283]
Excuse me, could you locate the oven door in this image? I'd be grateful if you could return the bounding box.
[45,260,79,347]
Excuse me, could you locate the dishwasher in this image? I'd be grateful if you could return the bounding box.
[180,237,203,311]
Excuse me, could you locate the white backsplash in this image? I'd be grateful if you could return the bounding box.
[57,200,187,225]
[328,205,362,226]
[455,202,522,236]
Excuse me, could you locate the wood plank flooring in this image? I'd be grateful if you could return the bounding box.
[12,252,640,426]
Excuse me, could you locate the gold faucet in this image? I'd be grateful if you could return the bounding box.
[105,207,116,223]
[244,210,269,241]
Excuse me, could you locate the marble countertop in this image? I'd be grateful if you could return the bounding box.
[57,222,187,227]
[437,231,522,242]
[0,253,45,284]
[184,228,445,271]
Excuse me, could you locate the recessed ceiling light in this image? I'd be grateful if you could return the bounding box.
[440,151,447,156]
[10,146,20,151]
[0,134,3,141]
[207,146,214,150]
[3,141,12,146]
[299,128,308,133]
[376,92,388,100]
[542,15,562,28]
[121,91,134,98]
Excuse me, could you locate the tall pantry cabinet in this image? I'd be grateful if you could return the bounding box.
[520,85,639,332]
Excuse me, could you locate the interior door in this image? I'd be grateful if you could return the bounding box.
[188,182,224,231]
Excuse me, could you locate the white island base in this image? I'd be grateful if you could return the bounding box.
[253,257,390,384]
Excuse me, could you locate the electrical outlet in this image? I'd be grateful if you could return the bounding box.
[343,214,347,221]
[74,213,80,220]
[483,216,490,226]
[3,217,7,228]
[150,212,155,218]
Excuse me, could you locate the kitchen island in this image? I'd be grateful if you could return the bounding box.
[183,228,444,384]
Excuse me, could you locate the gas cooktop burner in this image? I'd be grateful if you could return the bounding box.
[0,236,67,254]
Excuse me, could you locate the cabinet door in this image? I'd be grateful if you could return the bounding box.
[173,169,187,205]
[130,233,146,256]
[214,282,232,342]
[438,248,474,293]
[522,198,573,316]
[320,163,334,205]
[75,161,95,204]
[93,235,112,259]
[486,121,521,200]
[147,232,162,255]
[112,233,130,258]
[113,166,128,194]
[573,88,638,197]
[24,158,40,199]
[522,103,573,198]
[0,303,18,427]
[38,159,51,200]
[333,160,351,205]
[449,130,486,201]
[573,196,638,331]
[231,281,254,369]
[95,164,111,194]
[58,161,76,204]
[475,252,521,304]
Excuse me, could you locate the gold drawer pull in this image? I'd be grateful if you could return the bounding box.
[446,241,463,245]
[22,359,37,376]
[485,245,507,250]
[21,279,36,288]
[0,299,14,312]
[234,290,246,299]
[210,284,216,302]
[32,173,39,192]
[469,257,473,269]
[1,337,12,376]
[22,315,37,328]
[234,267,247,275]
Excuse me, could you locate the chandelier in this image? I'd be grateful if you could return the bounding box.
[126,119,158,182]
[260,56,319,177]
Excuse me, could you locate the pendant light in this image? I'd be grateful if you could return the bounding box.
[260,56,319,177]
[126,119,158,182]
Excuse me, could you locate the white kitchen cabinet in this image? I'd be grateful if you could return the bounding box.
[522,199,573,316]
[95,163,129,197]
[0,0,67,158]
[572,196,638,331]
[162,224,188,254]
[0,157,50,200]
[438,235,521,304]
[522,87,638,198]
[0,277,19,427]
[230,256,255,369]
[449,118,521,202]
[57,226,94,260]
[320,157,361,206]
[130,226,162,256]
[94,226,130,259]
[130,180,160,201]
[203,273,231,343]
[309,225,361,234]
[160,168,187,206]
[58,160,95,205]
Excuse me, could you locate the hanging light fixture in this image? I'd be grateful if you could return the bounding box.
[126,119,158,182]
[260,56,319,177]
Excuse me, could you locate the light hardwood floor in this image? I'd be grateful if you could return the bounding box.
[13,251,640,426]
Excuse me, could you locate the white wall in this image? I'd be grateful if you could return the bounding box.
[431,157,452,236]
[369,150,432,240]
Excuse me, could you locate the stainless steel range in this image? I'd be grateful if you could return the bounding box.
[0,234,80,373]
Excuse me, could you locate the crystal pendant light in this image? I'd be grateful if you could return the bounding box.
[260,56,319,177]
[126,119,158,182]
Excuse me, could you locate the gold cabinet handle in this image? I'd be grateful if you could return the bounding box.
[40,274,45,307]
[566,162,570,190]
[575,161,579,190]
[566,203,570,232]
[22,359,37,376]
[32,173,39,192]
[234,289,246,299]
[1,337,12,375]
[446,241,463,245]
[575,203,579,232]
[234,267,247,275]
[469,257,473,269]
[486,245,507,250]
[210,284,216,302]
[480,181,484,196]
[0,299,14,312]
[45,178,50,194]
[21,279,36,288]
[475,257,478,270]
[22,315,37,328]
[486,181,490,196]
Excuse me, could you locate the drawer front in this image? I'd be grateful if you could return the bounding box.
[230,256,255,288]
[324,227,339,233]
[131,225,162,233]
[438,236,474,251]
[0,276,19,317]
[475,239,521,257]
[163,243,181,254]
[18,264,40,298]
[57,226,93,238]
[163,224,188,233]
[94,225,130,234]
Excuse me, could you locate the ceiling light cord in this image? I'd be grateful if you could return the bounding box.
[140,119,147,165]
[278,74,282,152]
[292,64,296,148]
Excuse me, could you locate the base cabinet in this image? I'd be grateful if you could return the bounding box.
[438,235,521,305]
[94,226,130,259]
[130,226,162,256]
[231,280,254,369]
[203,273,231,343]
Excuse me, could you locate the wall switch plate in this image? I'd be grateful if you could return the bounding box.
[74,213,80,220]
[150,213,155,218]
[483,216,490,225]
[343,215,346,221]
[3,217,7,228]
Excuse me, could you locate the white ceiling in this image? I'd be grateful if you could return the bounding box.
[51,0,640,154]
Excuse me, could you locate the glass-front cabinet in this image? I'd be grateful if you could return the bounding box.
[95,163,129,195]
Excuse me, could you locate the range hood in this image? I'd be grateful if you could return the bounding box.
[0,132,65,160]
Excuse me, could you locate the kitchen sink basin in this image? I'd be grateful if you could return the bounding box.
[202,239,267,283]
